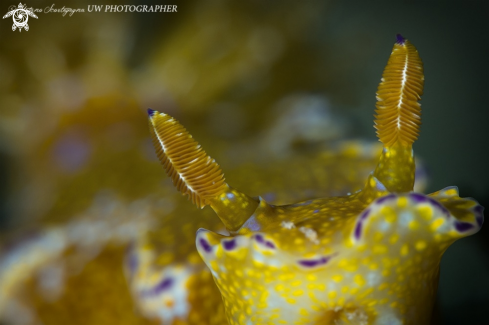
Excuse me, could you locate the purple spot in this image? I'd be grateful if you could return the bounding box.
[52,130,91,173]
[263,192,276,202]
[396,34,406,45]
[377,194,396,204]
[353,209,371,240]
[125,244,138,275]
[223,239,236,250]
[264,241,275,249]
[298,256,332,268]
[455,222,474,232]
[360,209,370,221]
[142,277,174,297]
[290,200,312,207]
[127,255,137,274]
[254,234,275,249]
[199,238,212,253]
[410,193,427,203]
[474,205,483,214]
[313,209,320,214]
[154,277,173,294]
[354,222,363,240]
[474,205,484,214]
[147,108,156,116]
[242,217,261,231]
[415,164,428,178]
[474,205,484,227]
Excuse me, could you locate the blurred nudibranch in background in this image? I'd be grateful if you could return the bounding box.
[147,35,484,324]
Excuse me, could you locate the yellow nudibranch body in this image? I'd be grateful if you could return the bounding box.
[147,35,483,324]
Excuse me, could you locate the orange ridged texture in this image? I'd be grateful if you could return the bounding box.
[374,36,424,147]
[148,110,228,208]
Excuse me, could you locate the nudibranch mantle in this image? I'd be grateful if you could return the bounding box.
[196,187,481,324]
[148,35,483,324]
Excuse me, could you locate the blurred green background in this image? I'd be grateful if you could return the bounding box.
[0,0,487,324]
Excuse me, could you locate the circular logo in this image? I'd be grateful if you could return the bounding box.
[3,3,38,32]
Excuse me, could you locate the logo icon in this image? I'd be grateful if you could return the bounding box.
[3,3,37,32]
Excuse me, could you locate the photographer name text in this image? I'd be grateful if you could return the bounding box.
[31,4,177,17]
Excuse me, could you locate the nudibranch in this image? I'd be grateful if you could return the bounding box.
[147,35,483,324]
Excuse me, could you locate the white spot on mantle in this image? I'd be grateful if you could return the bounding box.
[281,221,295,229]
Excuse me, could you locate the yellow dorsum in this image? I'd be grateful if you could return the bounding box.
[148,35,483,324]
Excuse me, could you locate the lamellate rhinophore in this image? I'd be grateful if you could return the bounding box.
[147,35,484,325]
